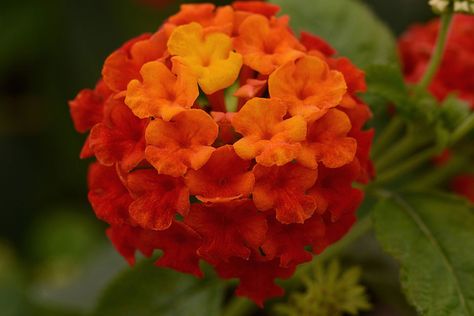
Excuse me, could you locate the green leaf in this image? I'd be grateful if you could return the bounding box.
[365,64,409,108]
[271,0,396,67]
[364,65,444,125]
[439,95,471,131]
[373,191,474,316]
[92,260,224,316]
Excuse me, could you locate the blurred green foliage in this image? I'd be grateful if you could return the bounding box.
[93,260,224,316]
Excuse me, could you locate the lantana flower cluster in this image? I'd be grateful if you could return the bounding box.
[69,1,373,305]
[399,14,474,203]
[399,15,474,106]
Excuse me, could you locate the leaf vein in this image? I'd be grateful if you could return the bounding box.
[392,193,471,316]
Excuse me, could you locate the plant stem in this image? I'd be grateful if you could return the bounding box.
[222,297,258,316]
[371,117,405,159]
[408,155,470,190]
[416,11,453,92]
[450,113,474,145]
[375,134,431,173]
[374,146,441,185]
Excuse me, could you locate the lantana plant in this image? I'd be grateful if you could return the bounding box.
[68,0,474,315]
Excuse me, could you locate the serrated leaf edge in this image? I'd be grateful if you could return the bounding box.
[380,192,472,316]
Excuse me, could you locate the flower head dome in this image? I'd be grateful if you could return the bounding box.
[69,1,373,306]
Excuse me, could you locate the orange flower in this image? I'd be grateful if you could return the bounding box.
[125,61,198,121]
[185,145,255,203]
[268,55,347,121]
[232,98,306,166]
[252,163,318,224]
[298,109,357,169]
[232,2,281,35]
[167,4,234,35]
[233,14,305,75]
[233,1,280,18]
[167,22,243,94]
[102,31,168,92]
[145,109,218,177]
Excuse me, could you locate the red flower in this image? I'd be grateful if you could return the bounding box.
[399,15,474,107]
[69,80,111,133]
[69,80,112,159]
[185,200,267,262]
[70,2,373,305]
[107,222,202,277]
[452,174,474,203]
[310,162,364,223]
[89,97,147,172]
[216,253,295,307]
[252,163,318,224]
[87,163,133,225]
[262,215,325,267]
[127,169,189,231]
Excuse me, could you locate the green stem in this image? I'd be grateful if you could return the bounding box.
[416,11,454,92]
[450,113,474,145]
[222,297,258,316]
[371,117,405,159]
[375,133,431,173]
[374,146,441,185]
[408,154,470,190]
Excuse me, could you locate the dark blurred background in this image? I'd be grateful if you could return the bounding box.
[0,0,433,314]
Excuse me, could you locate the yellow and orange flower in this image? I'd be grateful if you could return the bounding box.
[145,109,218,177]
[234,14,305,75]
[185,145,255,203]
[69,1,373,306]
[269,55,347,122]
[125,61,198,121]
[232,98,306,166]
[167,22,243,94]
